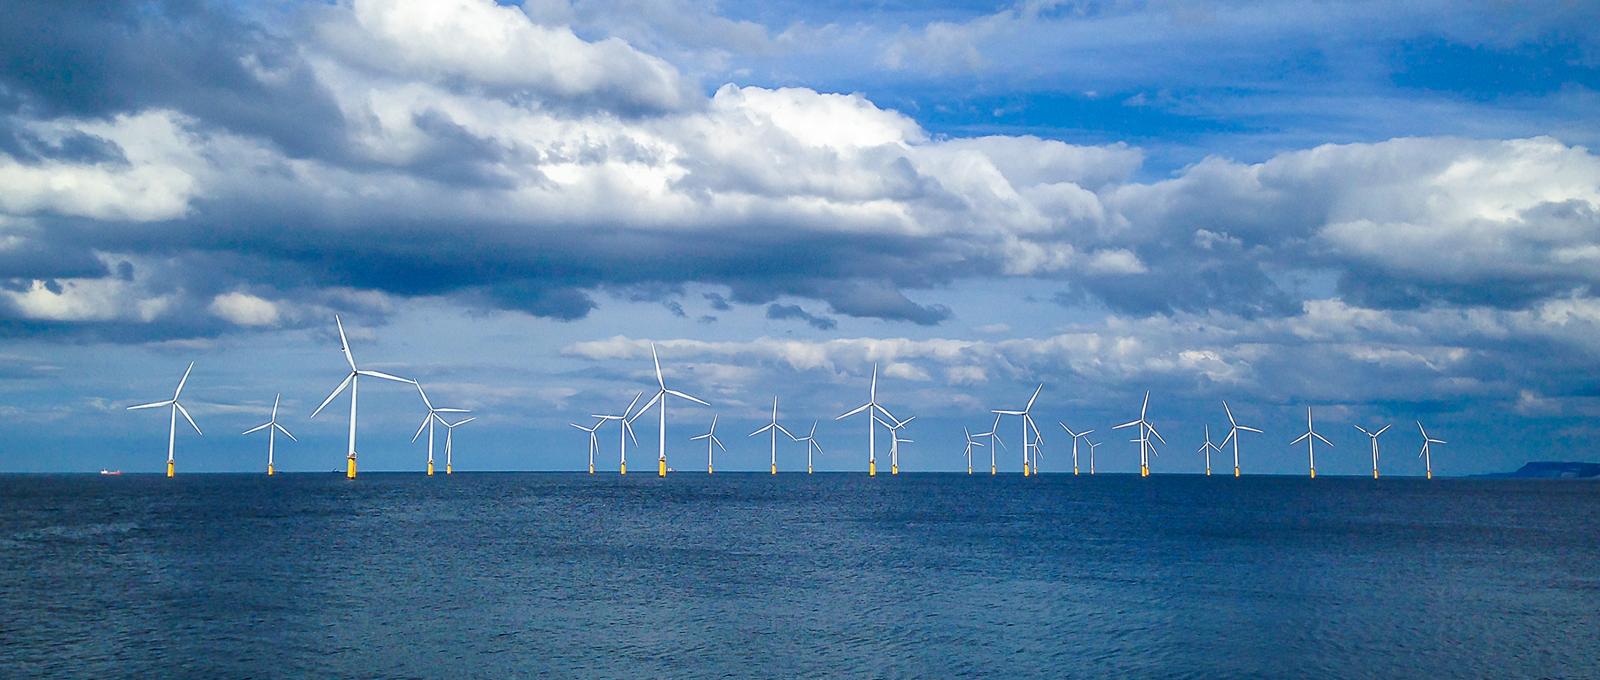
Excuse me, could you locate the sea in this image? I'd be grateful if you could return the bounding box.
[1,472,1596,680]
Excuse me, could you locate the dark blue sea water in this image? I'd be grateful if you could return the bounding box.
[2,472,1597,679]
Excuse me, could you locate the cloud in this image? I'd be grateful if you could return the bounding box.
[765,303,836,330]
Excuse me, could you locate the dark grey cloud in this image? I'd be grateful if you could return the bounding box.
[765,303,835,330]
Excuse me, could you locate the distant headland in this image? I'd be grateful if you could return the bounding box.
[1476,462,1600,479]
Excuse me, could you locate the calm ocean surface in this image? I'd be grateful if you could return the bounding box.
[1,472,1596,679]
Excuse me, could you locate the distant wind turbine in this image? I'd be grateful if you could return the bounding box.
[1417,421,1445,479]
[1354,424,1391,479]
[1290,407,1333,478]
[836,364,900,477]
[879,413,914,474]
[1113,392,1164,477]
[1087,440,1101,474]
[1060,424,1093,475]
[1220,401,1262,478]
[973,413,1004,475]
[593,392,643,475]
[749,397,793,475]
[309,317,415,480]
[630,343,709,477]
[993,384,1044,476]
[962,427,983,475]
[413,382,469,475]
[793,421,823,474]
[242,393,295,476]
[127,362,201,478]
[441,416,475,473]
[570,419,603,473]
[1198,425,1222,476]
[691,415,725,473]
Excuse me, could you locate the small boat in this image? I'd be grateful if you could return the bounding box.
[100,470,121,475]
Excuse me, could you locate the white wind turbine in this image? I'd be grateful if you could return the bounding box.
[1113,392,1164,477]
[691,415,725,474]
[309,317,415,480]
[412,382,469,476]
[793,421,823,474]
[593,392,643,475]
[1220,401,1262,478]
[242,393,295,476]
[127,362,201,478]
[1060,424,1093,475]
[750,397,794,475]
[879,413,914,474]
[1198,425,1222,476]
[440,416,475,473]
[1291,407,1333,478]
[962,427,984,475]
[993,384,1044,476]
[1417,421,1445,479]
[629,343,709,477]
[1087,440,1101,474]
[570,418,603,473]
[1354,424,1391,479]
[973,413,1004,475]
[836,364,900,477]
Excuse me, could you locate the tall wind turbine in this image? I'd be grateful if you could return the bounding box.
[127,362,201,478]
[413,382,469,475]
[1113,392,1164,477]
[750,397,793,475]
[962,427,984,475]
[630,343,709,477]
[1087,440,1101,474]
[993,384,1044,476]
[1353,424,1391,478]
[309,317,415,480]
[570,418,603,473]
[243,393,295,476]
[973,413,1004,475]
[793,421,823,474]
[1198,425,1222,476]
[1417,421,1445,479]
[1220,401,1262,478]
[1060,424,1093,475]
[441,416,475,473]
[691,415,725,473]
[836,364,900,477]
[1291,407,1333,478]
[881,414,914,474]
[593,392,643,475]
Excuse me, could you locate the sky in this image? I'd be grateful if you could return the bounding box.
[1,0,1598,475]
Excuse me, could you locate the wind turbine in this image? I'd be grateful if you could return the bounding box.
[1354,424,1391,479]
[441,416,475,473]
[793,421,823,474]
[1087,440,1101,474]
[1060,424,1093,475]
[1113,392,1164,477]
[1417,421,1445,479]
[879,413,914,474]
[993,384,1044,476]
[1220,401,1262,478]
[1198,425,1222,476]
[243,393,295,476]
[570,418,603,473]
[592,392,643,475]
[962,427,984,475]
[413,382,469,475]
[1290,407,1333,478]
[750,397,793,475]
[309,317,415,480]
[836,364,900,477]
[629,343,709,477]
[127,362,201,478]
[972,413,1004,475]
[691,415,725,473]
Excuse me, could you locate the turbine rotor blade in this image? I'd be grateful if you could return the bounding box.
[357,370,413,384]
[1291,433,1310,445]
[837,403,870,419]
[665,389,709,406]
[310,374,354,419]
[243,422,271,435]
[415,383,433,410]
[128,400,174,410]
[1375,425,1391,436]
[175,402,201,435]
[652,343,665,389]
[1314,433,1334,446]
[335,316,356,371]
[413,415,431,442]
[1239,426,1263,433]
[1025,384,1043,411]
[174,362,194,400]
[1113,420,1140,430]
[275,423,297,441]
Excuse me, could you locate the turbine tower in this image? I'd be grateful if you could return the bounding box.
[1417,422,1445,479]
[749,397,793,475]
[441,416,475,473]
[880,414,914,474]
[691,415,725,473]
[793,421,823,474]
[593,392,642,475]
[836,364,900,477]
[1354,424,1391,479]
[570,418,603,473]
[993,384,1044,476]
[1113,391,1164,477]
[630,343,709,478]
[1291,407,1333,478]
[1198,425,1224,476]
[972,413,1004,475]
[1087,440,1101,474]
[413,382,469,475]
[127,362,202,478]
[962,427,984,475]
[1220,401,1262,477]
[243,393,295,476]
[1060,424,1093,475]
[309,317,415,480]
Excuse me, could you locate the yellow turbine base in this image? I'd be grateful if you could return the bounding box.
[167,460,175,478]
[808,465,813,474]
[588,463,594,474]
[1141,464,1149,477]
[1234,466,1241,477]
[620,462,626,475]
[990,465,996,475]
[771,463,777,475]
[658,458,667,477]
[1206,468,1211,476]
[347,456,357,480]
[428,460,434,476]
[1023,462,1030,477]
[869,460,876,477]
[1374,470,1380,479]
[446,464,452,475]
[709,465,714,474]
[892,463,898,475]
[1310,468,1316,479]
[1427,470,1433,480]
[1073,466,1079,476]
[267,464,274,476]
